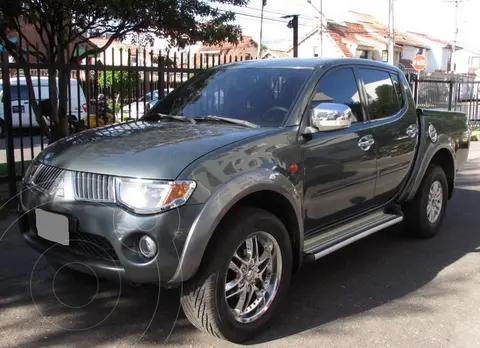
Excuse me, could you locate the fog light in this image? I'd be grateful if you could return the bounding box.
[139,235,157,258]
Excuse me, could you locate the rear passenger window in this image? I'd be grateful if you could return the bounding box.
[313,68,364,122]
[390,73,405,107]
[359,69,401,119]
[10,86,30,102]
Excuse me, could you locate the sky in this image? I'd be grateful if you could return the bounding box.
[215,0,480,52]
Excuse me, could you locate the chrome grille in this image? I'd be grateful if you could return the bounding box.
[74,172,115,202]
[31,164,64,191]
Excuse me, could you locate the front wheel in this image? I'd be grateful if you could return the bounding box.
[180,207,292,343]
[403,164,448,238]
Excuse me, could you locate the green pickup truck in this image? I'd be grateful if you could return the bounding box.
[18,58,470,343]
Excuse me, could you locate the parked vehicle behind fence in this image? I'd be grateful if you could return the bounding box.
[0,77,88,136]
[116,88,172,121]
[19,58,470,343]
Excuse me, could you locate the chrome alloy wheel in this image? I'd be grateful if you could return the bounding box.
[224,231,282,323]
[427,180,443,223]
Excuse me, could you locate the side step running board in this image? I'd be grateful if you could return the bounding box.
[303,210,403,261]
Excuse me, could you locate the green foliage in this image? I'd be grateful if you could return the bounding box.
[98,71,141,98]
[0,0,250,141]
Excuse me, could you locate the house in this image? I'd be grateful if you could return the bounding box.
[261,48,290,59]
[287,20,404,65]
[195,36,259,66]
[1,21,97,63]
[403,32,461,73]
[86,37,155,67]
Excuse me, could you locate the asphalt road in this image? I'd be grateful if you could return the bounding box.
[0,143,479,348]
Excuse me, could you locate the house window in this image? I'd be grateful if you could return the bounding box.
[382,50,388,62]
[356,50,368,59]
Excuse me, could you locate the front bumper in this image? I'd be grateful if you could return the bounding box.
[18,184,204,285]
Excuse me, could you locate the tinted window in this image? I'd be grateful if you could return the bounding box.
[359,69,400,119]
[390,73,404,107]
[10,86,30,102]
[146,67,312,127]
[314,68,363,121]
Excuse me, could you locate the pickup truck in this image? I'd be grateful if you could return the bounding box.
[18,58,470,343]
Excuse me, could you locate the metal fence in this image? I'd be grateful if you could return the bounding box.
[0,47,256,197]
[2,52,480,198]
[407,74,480,123]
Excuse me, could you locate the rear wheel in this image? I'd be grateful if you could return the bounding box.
[180,207,292,343]
[403,164,448,238]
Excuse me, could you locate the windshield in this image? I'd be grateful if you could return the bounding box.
[144,67,313,127]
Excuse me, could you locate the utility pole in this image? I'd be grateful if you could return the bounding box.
[283,15,299,57]
[388,0,395,65]
[307,0,324,57]
[445,0,464,72]
[258,0,266,58]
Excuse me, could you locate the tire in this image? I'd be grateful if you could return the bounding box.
[403,164,448,238]
[0,119,5,138]
[180,207,293,343]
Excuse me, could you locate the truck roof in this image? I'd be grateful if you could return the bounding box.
[214,57,403,72]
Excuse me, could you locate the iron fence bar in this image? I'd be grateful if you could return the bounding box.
[448,80,453,111]
[25,47,34,161]
[15,44,25,175]
[36,44,45,150]
[1,50,17,196]
[159,50,164,99]
[111,48,116,122]
[119,48,124,124]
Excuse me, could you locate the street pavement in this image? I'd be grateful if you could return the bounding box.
[0,143,479,348]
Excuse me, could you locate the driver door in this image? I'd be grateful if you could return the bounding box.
[302,67,378,234]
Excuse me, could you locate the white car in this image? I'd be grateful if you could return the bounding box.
[117,88,171,120]
[0,77,88,136]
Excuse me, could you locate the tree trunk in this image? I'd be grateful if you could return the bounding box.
[47,69,61,142]
[22,69,51,139]
[57,68,70,138]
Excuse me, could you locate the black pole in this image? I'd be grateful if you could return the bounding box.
[1,50,17,198]
[293,15,299,58]
[448,80,454,111]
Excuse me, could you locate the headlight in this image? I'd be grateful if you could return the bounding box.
[115,178,196,214]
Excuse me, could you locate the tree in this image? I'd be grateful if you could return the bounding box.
[0,0,249,142]
[98,70,141,99]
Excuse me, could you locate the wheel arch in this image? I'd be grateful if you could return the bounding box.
[403,144,456,202]
[429,148,455,199]
[169,170,303,283]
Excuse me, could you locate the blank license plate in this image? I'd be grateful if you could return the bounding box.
[35,209,69,246]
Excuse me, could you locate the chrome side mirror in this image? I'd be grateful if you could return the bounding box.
[305,103,354,133]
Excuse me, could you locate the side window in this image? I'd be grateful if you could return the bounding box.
[390,72,405,107]
[359,68,400,119]
[10,86,30,102]
[313,68,364,122]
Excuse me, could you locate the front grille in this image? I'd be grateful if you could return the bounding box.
[74,172,115,202]
[31,164,64,192]
[69,230,118,261]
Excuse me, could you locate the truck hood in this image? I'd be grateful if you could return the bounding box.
[37,121,272,179]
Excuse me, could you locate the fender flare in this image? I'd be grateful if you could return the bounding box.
[168,168,303,283]
[399,134,456,202]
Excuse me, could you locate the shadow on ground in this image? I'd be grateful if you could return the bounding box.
[0,158,479,347]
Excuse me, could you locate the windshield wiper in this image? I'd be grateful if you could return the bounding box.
[193,115,258,128]
[151,113,196,124]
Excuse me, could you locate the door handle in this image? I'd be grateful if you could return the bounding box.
[406,124,418,138]
[358,135,375,151]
